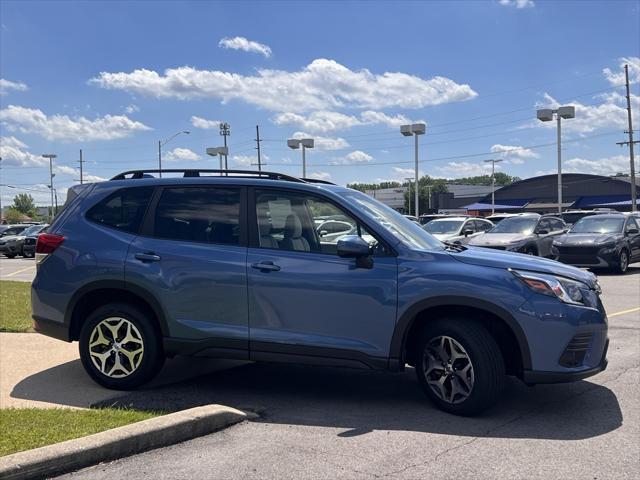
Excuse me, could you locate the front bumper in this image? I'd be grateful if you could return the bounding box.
[552,245,618,268]
[522,338,608,384]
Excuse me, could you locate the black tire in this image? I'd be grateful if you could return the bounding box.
[414,318,505,416]
[615,249,629,274]
[524,246,537,256]
[79,303,164,390]
[4,253,16,259]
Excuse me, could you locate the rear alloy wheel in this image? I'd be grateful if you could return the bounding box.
[616,249,629,274]
[415,319,505,416]
[79,303,164,390]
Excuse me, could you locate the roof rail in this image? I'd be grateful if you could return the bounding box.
[110,169,305,183]
[300,177,336,185]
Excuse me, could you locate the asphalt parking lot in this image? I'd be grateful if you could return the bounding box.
[0,257,36,282]
[49,266,640,480]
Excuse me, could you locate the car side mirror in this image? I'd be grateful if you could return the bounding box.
[463,229,474,237]
[628,228,639,235]
[337,235,373,268]
[319,230,328,237]
[536,229,549,235]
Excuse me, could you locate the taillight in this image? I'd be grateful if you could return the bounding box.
[35,233,64,264]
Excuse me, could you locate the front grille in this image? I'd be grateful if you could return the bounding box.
[24,238,35,245]
[558,246,600,256]
[559,333,593,368]
[558,254,600,265]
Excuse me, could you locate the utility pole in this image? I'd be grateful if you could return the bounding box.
[616,64,638,212]
[79,149,84,184]
[220,122,230,171]
[255,125,262,171]
[42,154,57,220]
[484,159,503,215]
[157,140,162,178]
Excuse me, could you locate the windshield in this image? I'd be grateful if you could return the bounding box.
[339,190,444,251]
[22,224,45,236]
[489,217,537,234]
[424,220,464,234]
[561,212,594,225]
[570,217,624,234]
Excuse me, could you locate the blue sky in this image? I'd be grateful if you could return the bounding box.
[1,0,639,205]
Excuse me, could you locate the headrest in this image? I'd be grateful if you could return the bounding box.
[284,214,302,238]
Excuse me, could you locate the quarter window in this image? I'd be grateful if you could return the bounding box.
[153,187,241,245]
[87,187,153,234]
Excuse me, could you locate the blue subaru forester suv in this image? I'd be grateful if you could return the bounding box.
[31,169,608,415]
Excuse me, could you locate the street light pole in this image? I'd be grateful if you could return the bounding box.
[537,106,575,214]
[42,154,57,220]
[401,124,426,218]
[159,130,191,178]
[405,177,413,216]
[287,138,315,178]
[484,159,503,215]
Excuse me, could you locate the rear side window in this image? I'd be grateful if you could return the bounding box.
[153,187,241,245]
[87,187,153,234]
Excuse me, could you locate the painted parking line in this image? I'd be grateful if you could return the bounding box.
[608,307,640,318]
[4,265,36,277]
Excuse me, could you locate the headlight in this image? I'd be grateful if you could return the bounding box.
[511,269,586,305]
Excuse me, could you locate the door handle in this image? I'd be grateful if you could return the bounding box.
[135,252,161,263]
[251,261,281,272]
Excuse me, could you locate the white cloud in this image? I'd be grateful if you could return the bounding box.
[308,172,331,181]
[273,109,424,133]
[498,0,535,8]
[490,144,540,164]
[436,161,496,178]
[89,59,477,113]
[0,78,28,95]
[533,93,629,134]
[190,115,222,129]
[291,131,349,150]
[54,165,107,182]
[273,111,361,133]
[603,57,640,86]
[0,105,152,142]
[231,155,261,167]
[218,36,272,58]
[330,150,374,165]
[392,167,416,177]
[124,104,139,114]
[0,136,46,166]
[164,147,200,162]
[564,155,632,176]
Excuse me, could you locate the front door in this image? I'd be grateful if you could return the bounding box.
[246,188,398,367]
[126,185,249,356]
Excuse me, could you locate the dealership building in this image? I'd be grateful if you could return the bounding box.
[464,173,639,214]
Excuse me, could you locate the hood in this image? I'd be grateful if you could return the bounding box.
[0,235,20,243]
[554,232,621,246]
[451,246,597,288]
[432,233,458,241]
[468,233,530,247]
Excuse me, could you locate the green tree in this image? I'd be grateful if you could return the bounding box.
[4,207,25,224]
[11,193,37,217]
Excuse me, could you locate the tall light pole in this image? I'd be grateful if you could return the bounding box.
[537,106,575,214]
[219,123,231,171]
[405,177,413,216]
[158,130,190,177]
[287,138,314,178]
[401,123,426,218]
[42,154,57,220]
[206,147,229,175]
[484,159,503,215]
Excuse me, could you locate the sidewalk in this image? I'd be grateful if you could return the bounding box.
[0,332,246,409]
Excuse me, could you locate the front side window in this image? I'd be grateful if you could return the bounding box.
[625,218,639,233]
[255,189,386,255]
[87,187,153,234]
[153,187,241,245]
[475,220,493,232]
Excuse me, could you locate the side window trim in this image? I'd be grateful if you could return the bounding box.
[247,186,395,256]
[138,184,248,247]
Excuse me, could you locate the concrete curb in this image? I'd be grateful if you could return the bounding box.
[0,404,252,480]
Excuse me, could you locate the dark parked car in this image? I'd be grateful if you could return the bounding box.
[0,224,32,257]
[544,209,615,227]
[31,169,608,416]
[552,214,640,273]
[5,224,49,258]
[468,214,567,257]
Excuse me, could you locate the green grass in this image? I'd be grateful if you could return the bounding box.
[0,408,160,456]
[0,280,33,333]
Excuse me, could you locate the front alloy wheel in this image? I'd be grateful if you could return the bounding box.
[617,250,629,274]
[423,336,474,404]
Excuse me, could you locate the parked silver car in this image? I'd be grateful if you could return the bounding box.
[423,216,493,244]
[468,214,567,257]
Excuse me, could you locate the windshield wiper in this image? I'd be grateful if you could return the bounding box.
[443,241,467,252]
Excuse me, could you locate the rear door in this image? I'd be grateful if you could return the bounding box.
[126,185,249,357]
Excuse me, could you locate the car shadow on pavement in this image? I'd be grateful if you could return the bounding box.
[592,265,640,277]
[69,359,627,441]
